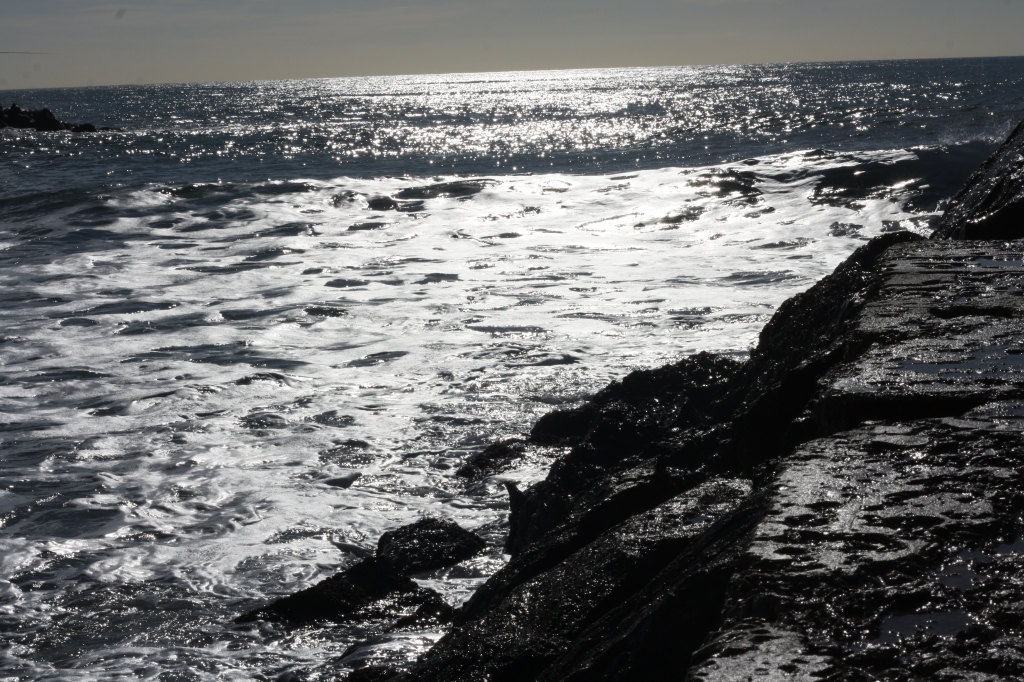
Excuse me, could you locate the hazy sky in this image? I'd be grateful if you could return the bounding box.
[2,0,1024,89]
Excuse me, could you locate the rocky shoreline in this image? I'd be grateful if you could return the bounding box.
[237,119,1024,681]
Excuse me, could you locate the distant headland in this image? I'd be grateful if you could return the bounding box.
[0,102,113,132]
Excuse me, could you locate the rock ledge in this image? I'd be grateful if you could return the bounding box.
[352,119,1024,681]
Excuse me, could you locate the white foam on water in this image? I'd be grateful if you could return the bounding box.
[0,147,934,679]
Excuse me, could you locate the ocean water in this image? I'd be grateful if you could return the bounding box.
[1,58,1023,680]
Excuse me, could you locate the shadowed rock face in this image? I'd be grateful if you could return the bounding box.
[509,351,744,558]
[377,518,486,575]
[932,119,1024,239]
[235,518,484,626]
[691,414,1024,682]
[236,557,447,625]
[412,478,752,681]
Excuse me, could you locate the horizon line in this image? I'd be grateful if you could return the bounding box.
[2,53,1023,92]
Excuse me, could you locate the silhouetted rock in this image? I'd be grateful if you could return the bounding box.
[409,478,752,681]
[377,518,486,575]
[455,439,529,479]
[505,350,743,559]
[529,406,598,446]
[236,517,478,628]
[0,102,99,133]
[393,596,457,630]
[236,557,448,624]
[932,119,1024,239]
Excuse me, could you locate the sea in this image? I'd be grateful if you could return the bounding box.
[2,57,1023,681]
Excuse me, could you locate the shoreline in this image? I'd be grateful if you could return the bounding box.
[4,67,1024,680]
[313,117,1024,680]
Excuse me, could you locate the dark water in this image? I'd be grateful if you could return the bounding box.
[1,58,1023,681]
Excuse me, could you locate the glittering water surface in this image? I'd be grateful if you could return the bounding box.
[2,59,1024,680]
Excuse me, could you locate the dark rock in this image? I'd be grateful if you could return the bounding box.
[393,595,457,629]
[455,439,529,479]
[458,457,686,627]
[932,119,1024,239]
[32,108,65,132]
[806,240,1024,434]
[393,235,1024,682]
[236,557,444,624]
[530,350,742,449]
[532,495,767,682]
[691,412,1024,682]
[408,478,752,681]
[530,405,598,446]
[0,102,99,133]
[716,230,925,469]
[508,351,742,557]
[234,519,477,630]
[377,518,486,575]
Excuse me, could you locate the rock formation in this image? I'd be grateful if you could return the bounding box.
[0,102,98,132]
[236,518,485,626]
[377,518,487,575]
[331,119,1024,680]
[932,119,1024,239]
[237,117,1024,680]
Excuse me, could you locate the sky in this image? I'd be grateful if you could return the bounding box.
[2,0,1024,89]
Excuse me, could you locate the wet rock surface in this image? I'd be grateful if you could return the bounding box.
[322,122,1024,680]
[372,233,1024,681]
[412,478,752,681]
[691,413,1024,681]
[236,556,449,625]
[377,518,486,576]
[932,118,1024,239]
[810,241,1024,432]
[237,518,483,626]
